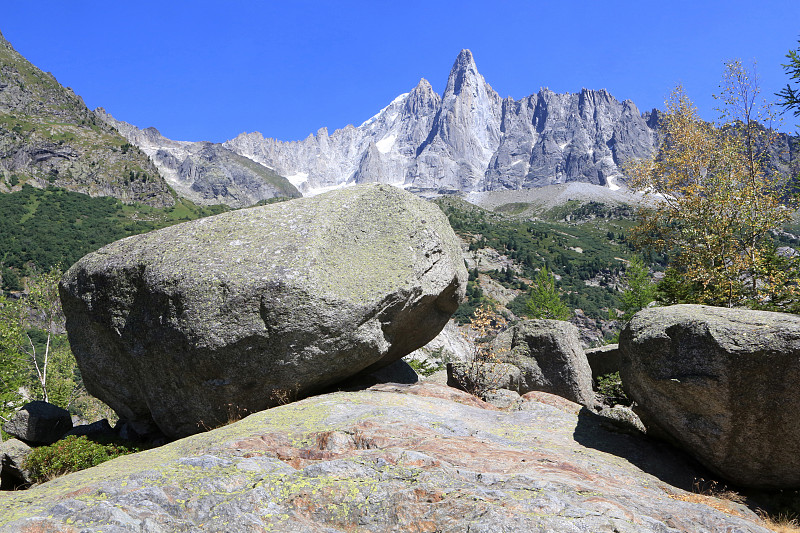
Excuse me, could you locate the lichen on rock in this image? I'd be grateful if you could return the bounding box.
[59,184,467,439]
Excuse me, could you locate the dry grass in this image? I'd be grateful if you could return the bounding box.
[669,478,746,518]
[270,383,300,406]
[670,492,747,518]
[758,511,800,533]
[668,478,800,532]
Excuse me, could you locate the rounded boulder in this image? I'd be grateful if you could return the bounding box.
[60,184,467,439]
[620,304,800,489]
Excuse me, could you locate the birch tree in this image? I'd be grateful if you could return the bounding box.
[628,62,799,310]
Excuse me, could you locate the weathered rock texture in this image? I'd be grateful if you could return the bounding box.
[620,304,800,489]
[0,384,768,532]
[95,109,301,208]
[586,343,621,380]
[2,401,72,445]
[59,184,466,439]
[0,438,32,490]
[493,320,598,407]
[0,31,174,207]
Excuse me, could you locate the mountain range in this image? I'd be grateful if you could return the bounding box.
[2,32,797,208]
[223,50,660,197]
[101,49,663,205]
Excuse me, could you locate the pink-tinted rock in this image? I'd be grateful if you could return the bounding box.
[0,383,769,532]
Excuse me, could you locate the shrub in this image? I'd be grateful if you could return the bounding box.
[23,435,144,483]
[460,305,509,398]
[406,357,444,377]
[595,372,630,406]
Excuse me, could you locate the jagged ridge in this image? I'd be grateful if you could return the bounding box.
[95,109,300,208]
[223,49,660,196]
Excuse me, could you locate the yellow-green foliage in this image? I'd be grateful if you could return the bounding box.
[24,435,145,483]
[628,62,800,311]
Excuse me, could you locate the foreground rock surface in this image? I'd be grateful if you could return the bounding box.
[620,304,800,489]
[60,184,466,439]
[0,383,767,532]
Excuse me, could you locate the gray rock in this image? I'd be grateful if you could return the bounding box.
[0,438,32,489]
[586,343,621,380]
[95,109,301,208]
[620,304,800,489]
[598,405,646,434]
[60,184,467,439]
[63,419,114,440]
[493,320,598,408]
[0,383,770,532]
[481,388,522,410]
[446,361,522,394]
[3,401,72,445]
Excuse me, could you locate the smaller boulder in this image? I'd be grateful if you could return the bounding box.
[493,320,598,408]
[0,439,33,489]
[3,401,72,445]
[597,406,646,435]
[482,388,522,410]
[585,344,621,381]
[63,419,115,440]
[621,304,800,489]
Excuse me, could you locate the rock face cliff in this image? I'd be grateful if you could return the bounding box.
[223,49,659,195]
[95,109,300,207]
[0,31,175,207]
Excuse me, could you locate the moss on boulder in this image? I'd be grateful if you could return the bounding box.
[59,184,466,439]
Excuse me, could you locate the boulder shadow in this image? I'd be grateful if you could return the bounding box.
[572,407,714,492]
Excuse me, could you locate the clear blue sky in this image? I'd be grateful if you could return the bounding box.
[3,1,799,142]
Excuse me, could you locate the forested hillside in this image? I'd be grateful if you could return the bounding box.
[0,185,227,292]
[435,196,662,344]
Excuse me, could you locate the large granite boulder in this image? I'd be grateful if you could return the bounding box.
[0,384,769,532]
[59,184,467,439]
[620,304,800,489]
[492,320,598,408]
[3,401,72,445]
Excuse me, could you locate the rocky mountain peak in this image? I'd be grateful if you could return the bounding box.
[156,48,664,198]
[445,48,485,97]
[0,35,175,206]
[406,78,440,115]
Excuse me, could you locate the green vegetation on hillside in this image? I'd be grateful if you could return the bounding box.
[0,31,175,206]
[436,197,660,322]
[0,185,227,281]
[24,435,146,484]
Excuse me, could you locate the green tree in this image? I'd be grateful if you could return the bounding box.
[777,38,800,125]
[628,62,799,310]
[21,267,81,406]
[0,294,26,423]
[619,256,655,320]
[527,267,572,320]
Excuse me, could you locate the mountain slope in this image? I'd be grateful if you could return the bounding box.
[222,49,659,196]
[95,109,300,207]
[0,30,175,207]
